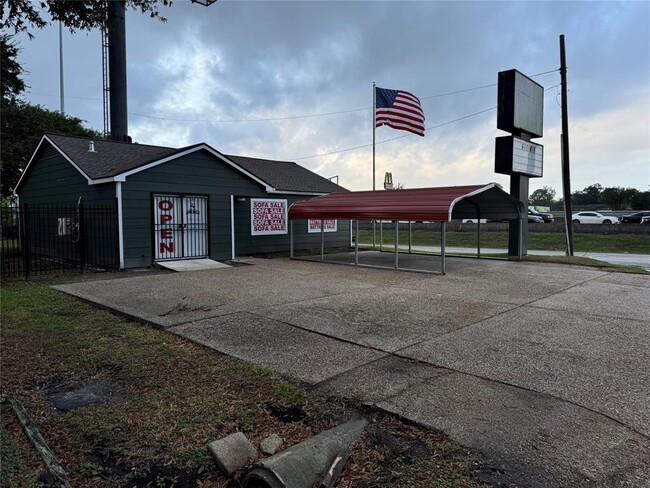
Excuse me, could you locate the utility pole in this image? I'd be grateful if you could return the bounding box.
[560,34,574,256]
[59,22,64,115]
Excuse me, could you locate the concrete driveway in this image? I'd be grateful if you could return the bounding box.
[54,254,650,487]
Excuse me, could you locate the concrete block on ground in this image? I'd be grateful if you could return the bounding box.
[260,433,283,455]
[208,432,258,476]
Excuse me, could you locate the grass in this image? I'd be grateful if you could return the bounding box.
[0,282,490,487]
[357,229,650,254]
[521,254,650,274]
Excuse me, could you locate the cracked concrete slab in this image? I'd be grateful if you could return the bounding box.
[394,261,609,305]
[170,313,387,384]
[400,306,650,437]
[254,286,516,351]
[530,280,650,321]
[594,272,650,288]
[374,370,650,488]
[313,355,452,403]
[54,263,376,327]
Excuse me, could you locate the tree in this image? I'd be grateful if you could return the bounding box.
[1,1,171,37]
[571,183,603,205]
[601,187,639,210]
[1,35,26,107]
[1,102,101,197]
[529,186,556,207]
[629,191,650,210]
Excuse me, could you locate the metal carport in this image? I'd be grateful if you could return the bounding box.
[288,183,524,274]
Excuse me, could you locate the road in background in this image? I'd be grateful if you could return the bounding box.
[401,246,650,271]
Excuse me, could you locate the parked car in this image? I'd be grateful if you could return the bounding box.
[620,211,650,224]
[571,212,620,224]
[483,216,544,223]
[641,215,650,224]
[528,208,554,223]
[462,219,487,224]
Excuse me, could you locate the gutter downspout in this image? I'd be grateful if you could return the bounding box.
[115,181,125,270]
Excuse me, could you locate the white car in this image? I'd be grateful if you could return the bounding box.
[571,212,619,224]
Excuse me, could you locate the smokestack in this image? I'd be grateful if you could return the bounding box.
[108,1,130,143]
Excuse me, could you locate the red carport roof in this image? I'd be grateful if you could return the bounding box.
[289,184,523,222]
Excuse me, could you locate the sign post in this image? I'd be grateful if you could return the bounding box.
[495,69,544,258]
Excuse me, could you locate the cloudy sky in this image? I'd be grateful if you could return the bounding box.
[15,1,650,194]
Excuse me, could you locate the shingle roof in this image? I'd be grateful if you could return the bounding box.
[225,155,345,194]
[45,134,186,180]
[37,134,347,194]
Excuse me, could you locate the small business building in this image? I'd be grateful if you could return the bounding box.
[15,134,349,269]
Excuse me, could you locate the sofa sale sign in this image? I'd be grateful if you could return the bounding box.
[251,199,288,236]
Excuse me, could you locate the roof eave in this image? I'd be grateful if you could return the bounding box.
[14,134,94,194]
[268,189,328,196]
[110,144,275,192]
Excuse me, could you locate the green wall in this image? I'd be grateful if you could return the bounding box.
[19,151,115,205]
[121,149,350,268]
[234,197,350,255]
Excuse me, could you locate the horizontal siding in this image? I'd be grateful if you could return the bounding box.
[19,153,115,205]
[122,150,270,267]
[121,150,350,267]
[234,198,351,255]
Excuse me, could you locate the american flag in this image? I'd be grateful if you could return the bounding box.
[375,87,425,137]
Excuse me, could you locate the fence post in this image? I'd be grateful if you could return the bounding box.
[22,204,31,280]
[78,203,86,274]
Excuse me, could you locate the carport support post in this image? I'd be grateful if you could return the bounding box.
[408,221,412,253]
[441,222,446,275]
[289,221,294,259]
[379,221,383,251]
[320,219,324,262]
[354,220,359,265]
[394,220,399,268]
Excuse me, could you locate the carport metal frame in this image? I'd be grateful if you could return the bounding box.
[288,184,523,274]
[290,219,448,274]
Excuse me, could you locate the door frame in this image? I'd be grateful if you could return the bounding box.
[150,193,210,262]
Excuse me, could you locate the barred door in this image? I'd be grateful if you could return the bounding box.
[153,195,208,261]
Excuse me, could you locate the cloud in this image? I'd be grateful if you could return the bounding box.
[13,0,649,193]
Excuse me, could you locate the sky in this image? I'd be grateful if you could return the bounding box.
[14,0,650,194]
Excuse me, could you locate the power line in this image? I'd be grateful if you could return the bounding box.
[292,83,561,161]
[130,107,368,123]
[293,106,498,160]
[27,68,560,124]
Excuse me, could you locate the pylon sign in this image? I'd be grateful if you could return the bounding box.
[384,172,394,190]
[495,69,544,177]
[497,69,544,138]
[495,135,544,177]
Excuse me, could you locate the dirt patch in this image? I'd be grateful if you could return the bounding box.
[263,403,308,423]
[49,379,117,411]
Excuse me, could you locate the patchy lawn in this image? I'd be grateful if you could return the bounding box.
[1,282,489,488]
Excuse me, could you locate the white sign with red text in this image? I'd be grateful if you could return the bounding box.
[251,199,288,235]
[307,219,338,233]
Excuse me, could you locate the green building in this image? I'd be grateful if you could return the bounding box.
[16,134,349,269]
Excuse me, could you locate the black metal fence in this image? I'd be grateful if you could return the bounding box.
[1,203,119,279]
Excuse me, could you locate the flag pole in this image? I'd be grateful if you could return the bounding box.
[372,81,377,249]
[372,81,376,191]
